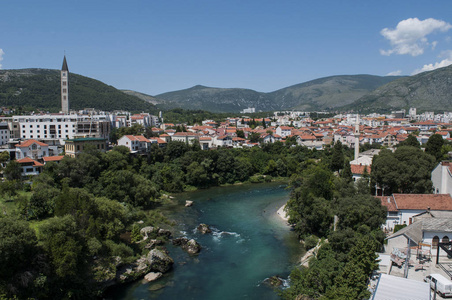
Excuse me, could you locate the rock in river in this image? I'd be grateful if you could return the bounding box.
[172,237,202,255]
[197,223,212,234]
[144,272,162,282]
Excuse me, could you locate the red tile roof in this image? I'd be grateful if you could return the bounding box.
[43,155,64,162]
[16,139,49,148]
[16,157,44,167]
[378,196,398,212]
[393,194,452,211]
[350,164,371,175]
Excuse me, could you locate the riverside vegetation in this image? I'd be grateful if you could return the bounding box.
[0,135,446,299]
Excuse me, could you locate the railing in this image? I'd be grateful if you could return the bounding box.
[438,263,452,280]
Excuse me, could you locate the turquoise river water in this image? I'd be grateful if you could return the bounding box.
[109,182,303,300]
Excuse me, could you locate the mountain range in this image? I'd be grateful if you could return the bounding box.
[1,65,452,113]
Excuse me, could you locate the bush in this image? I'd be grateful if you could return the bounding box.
[393,224,407,233]
[249,175,264,183]
[104,240,134,259]
[304,235,319,250]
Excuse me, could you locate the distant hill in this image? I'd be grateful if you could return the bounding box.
[155,75,401,112]
[349,65,452,113]
[0,69,157,113]
[154,85,272,112]
[268,75,401,111]
[121,90,161,105]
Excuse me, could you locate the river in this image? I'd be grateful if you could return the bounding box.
[109,182,302,300]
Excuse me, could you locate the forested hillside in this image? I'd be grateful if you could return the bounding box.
[0,69,158,113]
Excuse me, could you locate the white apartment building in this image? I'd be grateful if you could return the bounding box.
[0,122,11,146]
[13,113,111,143]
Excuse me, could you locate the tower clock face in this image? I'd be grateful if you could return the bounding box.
[62,72,67,77]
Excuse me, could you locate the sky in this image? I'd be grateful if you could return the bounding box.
[1,1,452,95]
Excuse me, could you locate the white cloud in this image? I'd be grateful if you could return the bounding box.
[380,18,452,56]
[412,50,452,74]
[0,49,4,69]
[387,70,402,76]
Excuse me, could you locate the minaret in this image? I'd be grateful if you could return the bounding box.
[354,114,360,160]
[61,56,69,113]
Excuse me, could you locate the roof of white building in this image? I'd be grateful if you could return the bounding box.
[372,274,430,300]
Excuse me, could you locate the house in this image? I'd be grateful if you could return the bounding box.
[380,194,452,229]
[386,218,452,254]
[350,164,371,182]
[117,135,151,153]
[275,126,292,138]
[214,135,233,147]
[171,132,198,145]
[15,139,50,160]
[148,137,167,148]
[16,157,44,176]
[432,161,452,196]
[64,137,107,158]
[199,137,213,150]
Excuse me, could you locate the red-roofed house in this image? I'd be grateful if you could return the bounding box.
[15,139,49,160]
[276,126,292,138]
[350,164,371,182]
[16,157,44,176]
[379,193,452,231]
[117,135,152,153]
[199,136,213,150]
[214,135,233,147]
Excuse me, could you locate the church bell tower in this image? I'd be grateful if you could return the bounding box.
[61,56,69,113]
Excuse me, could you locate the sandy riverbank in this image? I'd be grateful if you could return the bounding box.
[277,203,289,222]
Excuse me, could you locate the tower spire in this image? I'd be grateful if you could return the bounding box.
[354,114,360,160]
[62,55,69,72]
[61,56,69,113]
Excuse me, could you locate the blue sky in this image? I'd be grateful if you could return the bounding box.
[1,1,452,95]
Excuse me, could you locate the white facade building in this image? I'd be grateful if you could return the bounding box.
[432,162,452,196]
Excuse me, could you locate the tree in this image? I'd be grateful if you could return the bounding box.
[248,132,261,143]
[236,130,245,139]
[38,215,85,279]
[340,159,352,183]
[0,217,37,282]
[398,134,420,148]
[425,134,444,161]
[330,141,345,172]
[371,147,435,194]
[4,160,21,181]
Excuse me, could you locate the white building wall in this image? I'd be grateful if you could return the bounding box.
[399,209,425,225]
[432,163,452,196]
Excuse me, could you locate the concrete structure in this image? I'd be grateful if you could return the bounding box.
[432,162,452,196]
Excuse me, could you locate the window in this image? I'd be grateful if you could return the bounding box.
[433,236,439,249]
[63,81,67,86]
[442,236,449,244]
